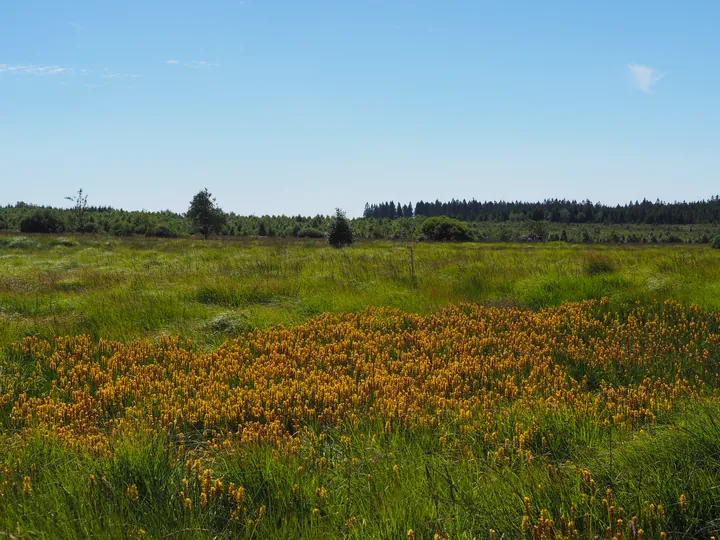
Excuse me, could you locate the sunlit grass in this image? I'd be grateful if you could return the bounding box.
[2,236,720,350]
[2,236,720,537]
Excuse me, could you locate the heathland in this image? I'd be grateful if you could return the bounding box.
[2,236,720,538]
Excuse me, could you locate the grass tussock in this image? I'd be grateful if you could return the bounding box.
[582,251,616,275]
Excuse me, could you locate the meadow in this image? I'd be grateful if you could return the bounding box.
[2,235,720,538]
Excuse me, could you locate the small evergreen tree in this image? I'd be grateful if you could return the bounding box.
[327,208,354,248]
[187,188,226,239]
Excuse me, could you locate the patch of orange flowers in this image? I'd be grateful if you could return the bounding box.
[2,299,719,458]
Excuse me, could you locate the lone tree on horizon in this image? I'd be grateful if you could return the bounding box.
[327,208,354,248]
[187,188,226,239]
[65,188,89,234]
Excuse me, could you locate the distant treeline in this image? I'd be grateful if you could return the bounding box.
[364,197,720,224]
[0,203,332,238]
[1,200,720,244]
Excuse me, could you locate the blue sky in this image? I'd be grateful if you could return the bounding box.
[2,1,719,217]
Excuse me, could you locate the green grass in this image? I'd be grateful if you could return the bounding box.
[3,405,720,538]
[3,236,720,538]
[2,236,720,350]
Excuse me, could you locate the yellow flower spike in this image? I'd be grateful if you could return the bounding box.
[126,484,139,502]
[22,476,32,496]
[235,485,245,506]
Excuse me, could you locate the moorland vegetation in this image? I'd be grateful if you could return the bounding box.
[2,236,720,536]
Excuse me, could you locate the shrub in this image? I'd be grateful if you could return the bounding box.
[660,233,682,244]
[81,222,99,234]
[327,209,354,248]
[419,216,474,242]
[711,235,720,249]
[19,209,66,233]
[527,220,549,242]
[150,223,182,238]
[297,227,325,239]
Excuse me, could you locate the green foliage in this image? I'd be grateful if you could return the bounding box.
[377,195,720,226]
[1,201,720,243]
[527,219,549,241]
[711,235,720,249]
[20,209,67,233]
[297,227,325,238]
[65,188,89,234]
[419,216,474,242]
[186,188,226,239]
[327,208,354,247]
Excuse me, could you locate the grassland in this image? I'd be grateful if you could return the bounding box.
[2,234,720,350]
[2,235,720,538]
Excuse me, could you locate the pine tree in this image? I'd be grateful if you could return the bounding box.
[327,208,354,248]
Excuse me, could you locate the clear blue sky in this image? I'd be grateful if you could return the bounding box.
[2,1,719,217]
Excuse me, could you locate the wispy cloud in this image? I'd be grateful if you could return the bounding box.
[1,63,142,86]
[101,69,142,79]
[187,60,218,68]
[0,64,72,75]
[166,60,219,68]
[628,64,666,93]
